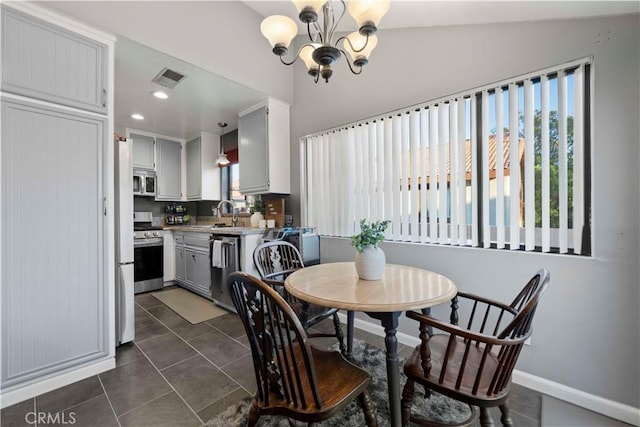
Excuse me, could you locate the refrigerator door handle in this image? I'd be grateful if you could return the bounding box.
[119,264,135,344]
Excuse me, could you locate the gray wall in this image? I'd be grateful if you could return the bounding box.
[290,15,640,408]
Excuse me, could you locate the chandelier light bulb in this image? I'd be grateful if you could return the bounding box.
[344,33,378,66]
[260,15,298,55]
[300,44,321,75]
[292,0,327,23]
[348,0,390,34]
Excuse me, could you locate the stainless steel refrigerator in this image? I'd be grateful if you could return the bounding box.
[115,137,135,344]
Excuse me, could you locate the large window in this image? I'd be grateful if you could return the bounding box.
[301,58,591,255]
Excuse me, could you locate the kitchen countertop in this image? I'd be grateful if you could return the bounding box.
[164,225,267,236]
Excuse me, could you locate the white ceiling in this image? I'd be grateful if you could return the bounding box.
[243,1,640,33]
[115,37,267,140]
[114,1,639,140]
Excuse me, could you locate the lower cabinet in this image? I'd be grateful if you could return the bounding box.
[174,232,211,299]
[185,249,211,297]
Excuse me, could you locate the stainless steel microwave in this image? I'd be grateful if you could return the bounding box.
[133,169,156,197]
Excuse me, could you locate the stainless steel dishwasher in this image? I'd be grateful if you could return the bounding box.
[209,235,240,312]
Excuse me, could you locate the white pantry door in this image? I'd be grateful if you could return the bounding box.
[1,98,109,388]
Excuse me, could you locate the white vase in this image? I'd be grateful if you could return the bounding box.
[250,212,264,228]
[354,246,386,281]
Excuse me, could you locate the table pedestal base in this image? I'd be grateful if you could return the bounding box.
[367,311,402,427]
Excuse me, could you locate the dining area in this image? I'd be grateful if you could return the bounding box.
[227,235,551,427]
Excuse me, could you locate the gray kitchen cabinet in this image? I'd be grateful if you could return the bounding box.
[185,249,211,298]
[174,233,185,282]
[186,132,221,200]
[238,98,290,195]
[1,7,108,113]
[185,137,201,199]
[1,97,109,388]
[175,232,211,299]
[156,137,182,200]
[132,133,155,170]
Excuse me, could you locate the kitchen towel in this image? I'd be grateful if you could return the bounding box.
[212,240,223,268]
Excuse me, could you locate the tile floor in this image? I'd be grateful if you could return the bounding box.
[1,286,543,427]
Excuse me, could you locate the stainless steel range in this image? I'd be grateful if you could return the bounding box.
[133,211,164,294]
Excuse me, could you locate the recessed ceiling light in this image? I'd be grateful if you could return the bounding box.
[131,113,144,120]
[152,90,169,99]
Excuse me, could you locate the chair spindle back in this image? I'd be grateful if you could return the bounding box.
[227,272,323,410]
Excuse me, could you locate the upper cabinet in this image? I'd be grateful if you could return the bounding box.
[156,137,182,201]
[238,98,290,195]
[131,133,155,170]
[1,7,108,114]
[186,131,221,201]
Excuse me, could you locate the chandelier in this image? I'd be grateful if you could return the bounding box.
[260,0,390,83]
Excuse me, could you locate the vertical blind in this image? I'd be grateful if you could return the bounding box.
[302,58,591,255]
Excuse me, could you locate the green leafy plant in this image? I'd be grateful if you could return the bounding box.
[249,199,265,215]
[351,219,390,253]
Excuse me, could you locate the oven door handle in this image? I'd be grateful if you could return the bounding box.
[134,239,163,248]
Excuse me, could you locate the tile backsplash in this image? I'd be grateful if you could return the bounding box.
[133,197,251,227]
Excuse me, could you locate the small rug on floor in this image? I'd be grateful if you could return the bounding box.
[152,288,227,324]
[204,339,472,426]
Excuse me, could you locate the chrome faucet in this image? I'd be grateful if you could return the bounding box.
[216,200,239,226]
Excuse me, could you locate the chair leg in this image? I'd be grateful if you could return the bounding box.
[332,312,346,354]
[499,402,513,426]
[479,407,494,426]
[247,399,260,427]
[358,391,378,427]
[401,378,415,426]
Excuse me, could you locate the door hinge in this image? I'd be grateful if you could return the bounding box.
[103,197,107,216]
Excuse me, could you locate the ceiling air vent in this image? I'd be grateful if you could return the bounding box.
[151,67,187,89]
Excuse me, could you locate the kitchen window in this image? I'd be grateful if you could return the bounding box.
[301,58,592,255]
[220,148,247,211]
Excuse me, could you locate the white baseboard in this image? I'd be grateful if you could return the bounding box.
[337,313,640,426]
[514,370,640,426]
[0,358,115,409]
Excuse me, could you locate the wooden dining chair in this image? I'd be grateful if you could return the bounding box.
[226,272,377,426]
[253,240,345,353]
[401,269,550,427]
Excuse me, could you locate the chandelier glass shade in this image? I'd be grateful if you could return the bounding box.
[260,0,390,83]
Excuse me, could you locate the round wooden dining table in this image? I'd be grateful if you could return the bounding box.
[285,261,458,427]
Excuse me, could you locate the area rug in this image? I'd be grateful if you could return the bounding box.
[204,339,473,426]
[151,288,228,324]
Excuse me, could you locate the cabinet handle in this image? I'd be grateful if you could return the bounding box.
[103,197,107,216]
[101,89,106,108]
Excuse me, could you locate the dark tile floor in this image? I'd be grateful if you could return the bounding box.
[1,287,542,426]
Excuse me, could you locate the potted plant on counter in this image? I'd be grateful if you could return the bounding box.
[249,198,265,228]
[351,219,390,280]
